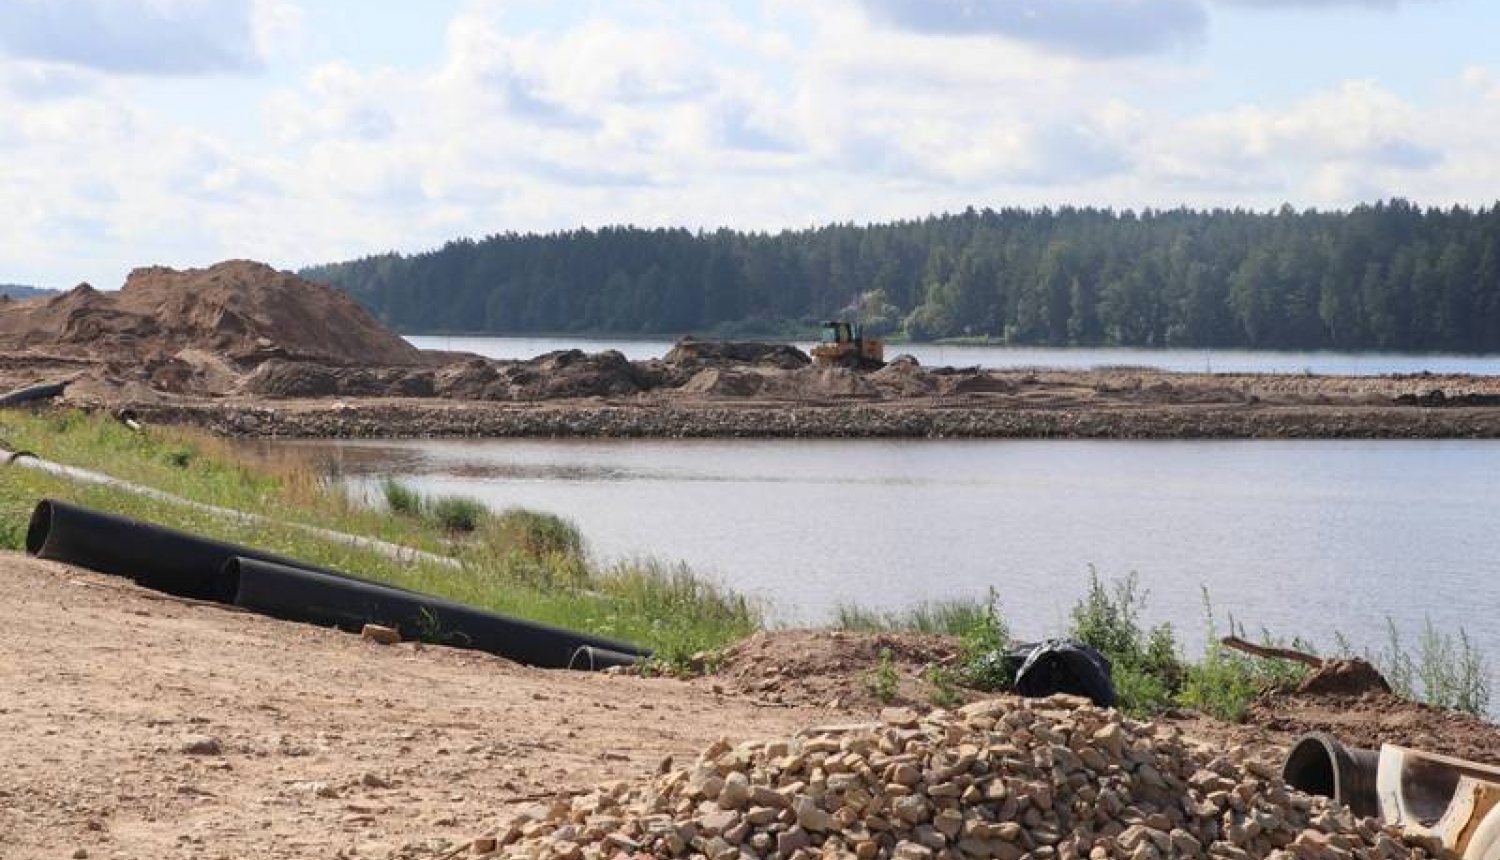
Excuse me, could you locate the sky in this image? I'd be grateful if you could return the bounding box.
[2,0,1499,289]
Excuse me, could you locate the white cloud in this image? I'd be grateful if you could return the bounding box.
[1,2,1497,290]
[0,0,278,76]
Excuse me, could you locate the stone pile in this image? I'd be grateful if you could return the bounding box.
[477,696,1432,860]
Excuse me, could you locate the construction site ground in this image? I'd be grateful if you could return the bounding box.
[6,554,1500,860]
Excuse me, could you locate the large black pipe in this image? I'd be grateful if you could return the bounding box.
[227,557,647,668]
[24,499,417,603]
[0,381,67,408]
[1282,732,1381,819]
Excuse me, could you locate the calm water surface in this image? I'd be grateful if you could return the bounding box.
[287,437,1500,667]
[407,335,1500,376]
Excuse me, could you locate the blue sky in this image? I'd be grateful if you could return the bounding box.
[2,0,1498,289]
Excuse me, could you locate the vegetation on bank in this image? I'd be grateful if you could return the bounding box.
[0,407,1490,719]
[306,201,1500,352]
[0,409,757,665]
[838,570,1492,721]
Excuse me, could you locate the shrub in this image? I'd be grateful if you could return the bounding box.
[382,478,423,517]
[427,495,487,533]
[955,588,1012,692]
[1068,569,1183,715]
[864,648,899,702]
[1176,591,1314,721]
[484,508,585,560]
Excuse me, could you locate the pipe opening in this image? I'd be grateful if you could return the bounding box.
[25,499,53,556]
[1284,735,1337,797]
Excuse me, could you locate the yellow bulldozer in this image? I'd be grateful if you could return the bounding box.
[810,320,885,369]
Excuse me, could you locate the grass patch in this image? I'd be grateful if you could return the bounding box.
[0,408,757,666]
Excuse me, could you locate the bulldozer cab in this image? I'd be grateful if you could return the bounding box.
[811,320,884,369]
[821,320,856,344]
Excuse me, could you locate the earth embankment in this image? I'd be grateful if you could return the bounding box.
[3,259,1499,438]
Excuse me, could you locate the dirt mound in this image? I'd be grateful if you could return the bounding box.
[0,260,422,369]
[712,630,958,709]
[871,358,938,397]
[238,360,435,399]
[508,350,645,400]
[947,372,1019,395]
[665,338,810,370]
[769,366,882,399]
[680,368,768,397]
[1296,658,1391,696]
[1245,689,1500,766]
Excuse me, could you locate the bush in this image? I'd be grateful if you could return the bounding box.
[427,495,487,533]
[1375,618,1492,717]
[381,478,423,517]
[864,648,899,702]
[1176,591,1314,721]
[955,588,1012,692]
[484,508,585,560]
[1068,569,1182,715]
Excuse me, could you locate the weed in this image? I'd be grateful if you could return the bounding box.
[924,664,964,708]
[427,495,487,533]
[955,588,1012,692]
[864,647,899,703]
[382,478,423,517]
[1067,569,1183,715]
[484,508,584,560]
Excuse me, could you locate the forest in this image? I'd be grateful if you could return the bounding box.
[303,200,1500,351]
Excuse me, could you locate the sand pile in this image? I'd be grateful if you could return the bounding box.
[666,339,811,370]
[478,696,1424,860]
[0,260,422,369]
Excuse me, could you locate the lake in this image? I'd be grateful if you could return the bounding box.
[406,335,1500,376]
[284,436,1500,675]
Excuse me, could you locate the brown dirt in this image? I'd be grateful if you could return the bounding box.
[1244,689,1500,766]
[0,261,422,375]
[7,552,1500,858]
[710,629,961,709]
[0,553,833,860]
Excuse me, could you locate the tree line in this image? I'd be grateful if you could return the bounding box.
[303,200,1500,351]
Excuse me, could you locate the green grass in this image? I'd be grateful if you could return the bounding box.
[0,408,758,665]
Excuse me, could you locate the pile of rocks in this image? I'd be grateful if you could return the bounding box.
[475,696,1429,860]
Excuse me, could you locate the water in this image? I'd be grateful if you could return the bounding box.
[288,436,1500,670]
[406,335,1500,376]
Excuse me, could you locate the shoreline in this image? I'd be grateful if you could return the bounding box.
[124,398,1500,439]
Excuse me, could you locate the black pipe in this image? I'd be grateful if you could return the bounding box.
[1282,732,1381,819]
[0,381,67,408]
[25,499,417,603]
[226,557,648,668]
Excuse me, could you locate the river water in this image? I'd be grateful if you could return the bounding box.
[407,335,1500,376]
[284,436,1500,675]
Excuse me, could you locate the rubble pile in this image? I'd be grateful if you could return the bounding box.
[480,697,1428,860]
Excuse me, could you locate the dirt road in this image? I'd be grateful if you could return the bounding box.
[0,554,827,860]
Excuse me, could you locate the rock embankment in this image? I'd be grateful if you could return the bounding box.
[477,695,1424,860]
[129,400,1500,440]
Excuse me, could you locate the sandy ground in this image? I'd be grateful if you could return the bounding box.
[0,554,832,860]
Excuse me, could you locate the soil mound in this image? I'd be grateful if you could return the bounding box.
[871,358,938,397]
[665,338,810,370]
[713,630,957,709]
[1295,658,1390,696]
[0,260,422,369]
[1245,689,1500,766]
[508,350,645,400]
[770,366,881,399]
[681,368,768,398]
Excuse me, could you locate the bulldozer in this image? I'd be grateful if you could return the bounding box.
[810,320,884,369]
